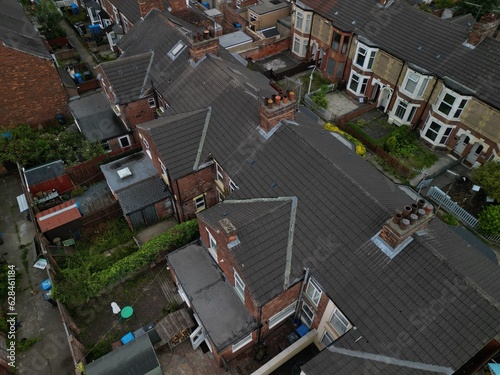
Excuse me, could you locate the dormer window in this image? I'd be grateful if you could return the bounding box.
[354,43,377,71]
[434,88,469,120]
[401,70,430,98]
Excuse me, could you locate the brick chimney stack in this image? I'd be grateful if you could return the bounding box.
[169,0,188,13]
[379,200,434,249]
[138,0,166,18]
[468,13,500,47]
[259,93,296,134]
[189,29,219,62]
[219,218,239,245]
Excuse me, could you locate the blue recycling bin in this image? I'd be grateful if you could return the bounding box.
[121,332,134,345]
[74,72,83,84]
[41,278,52,291]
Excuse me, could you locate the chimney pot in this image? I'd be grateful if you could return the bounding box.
[411,203,418,213]
[289,91,295,101]
[424,204,433,215]
[399,218,410,230]
[402,205,412,218]
[275,95,281,106]
[417,208,426,218]
[197,32,203,41]
[267,99,274,109]
[283,95,288,104]
[417,199,426,209]
[409,213,418,225]
[392,212,402,224]
[203,29,210,40]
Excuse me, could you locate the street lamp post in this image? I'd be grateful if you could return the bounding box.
[307,65,316,96]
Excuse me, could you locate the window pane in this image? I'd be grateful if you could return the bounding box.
[330,310,349,334]
[341,36,350,54]
[321,331,333,347]
[417,77,429,97]
[424,121,440,142]
[395,101,407,119]
[349,73,359,92]
[360,77,368,94]
[438,93,455,115]
[326,58,335,76]
[367,50,376,70]
[405,73,419,94]
[305,14,311,32]
[408,106,417,122]
[296,12,303,30]
[293,38,300,54]
[331,32,341,51]
[356,47,366,67]
[335,62,344,80]
[439,127,452,144]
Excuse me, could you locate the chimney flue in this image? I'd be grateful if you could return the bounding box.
[467,13,500,47]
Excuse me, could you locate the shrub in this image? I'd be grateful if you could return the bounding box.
[440,212,460,226]
[472,161,500,202]
[54,220,199,304]
[324,123,366,157]
[384,136,398,152]
[478,205,500,235]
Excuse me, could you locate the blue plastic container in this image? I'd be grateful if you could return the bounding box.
[41,278,52,291]
[71,3,79,14]
[202,1,209,8]
[74,73,83,84]
[88,24,101,35]
[121,332,134,345]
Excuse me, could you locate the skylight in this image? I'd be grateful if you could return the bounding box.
[167,41,186,61]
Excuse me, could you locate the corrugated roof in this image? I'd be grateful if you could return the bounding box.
[36,199,82,233]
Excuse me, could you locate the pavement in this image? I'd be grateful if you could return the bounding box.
[59,20,97,76]
[0,172,74,375]
[135,218,179,246]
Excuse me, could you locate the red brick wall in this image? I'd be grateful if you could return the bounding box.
[123,97,156,128]
[260,99,296,133]
[0,45,68,126]
[190,38,219,62]
[211,330,257,365]
[238,37,291,61]
[307,287,330,329]
[260,281,302,338]
[154,199,173,220]
[175,167,218,221]
[138,0,165,17]
[223,6,249,33]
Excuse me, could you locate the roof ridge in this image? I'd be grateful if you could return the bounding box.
[139,51,155,98]
[193,107,212,171]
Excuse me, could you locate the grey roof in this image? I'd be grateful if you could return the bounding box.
[85,333,161,375]
[300,0,500,109]
[116,176,169,214]
[197,197,297,305]
[108,0,140,24]
[302,346,452,375]
[100,151,158,193]
[249,0,289,15]
[168,243,257,351]
[262,27,280,38]
[99,52,154,104]
[219,31,253,49]
[447,13,476,28]
[69,92,127,142]
[24,160,66,186]
[228,122,500,370]
[137,108,211,180]
[0,0,50,58]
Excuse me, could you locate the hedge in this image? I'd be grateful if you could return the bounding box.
[55,220,199,303]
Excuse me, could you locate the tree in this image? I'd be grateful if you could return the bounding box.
[34,0,66,39]
[456,0,500,20]
[472,161,500,202]
[0,124,105,168]
[478,205,500,235]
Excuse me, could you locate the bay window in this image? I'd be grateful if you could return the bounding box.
[348,71,369,96]
[434,88,469,120]
[401,70,431,98]
[354,43,377,71]
[422,117,454,145]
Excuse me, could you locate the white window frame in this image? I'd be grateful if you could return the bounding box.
[293,36,301,55]
[118,135,130,148]
[305,13,312,32]
[159,160,167,175]
[421,117,455,146]
[216,163,224,181]
[305,278,322,306]
[295,11,303,30]
[401,69,430,99]
[269,301,297,328]
[229,179,238,192]
[232,333,252,353]
[236,0,241,8]
[234,270,245,302]
[353,43,377,71]
[434,88,470,120]
[321,331,334,347]
[301,302,315,328]
[148,97,155,108]
[194,194,206,212]
[347,71,369,96]
[249,12,257,22]
[206,228,217,261]
[329,308,350,335]
[391,97,418,125]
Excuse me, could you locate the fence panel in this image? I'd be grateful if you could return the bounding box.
[427,187,479,228]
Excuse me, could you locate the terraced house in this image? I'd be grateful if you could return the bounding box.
[94,4,500,374]
[290,0,500,167]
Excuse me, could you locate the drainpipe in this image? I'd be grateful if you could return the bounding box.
[175,179,184,222]
[165,169,179,222]
[341,32,354,84]
[412,75,439,132]
[295,268,309,318]
[306,11,316,63]
[257,305,263,343]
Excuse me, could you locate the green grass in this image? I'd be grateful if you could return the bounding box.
[18,337,41,353]
[76,219,133,253]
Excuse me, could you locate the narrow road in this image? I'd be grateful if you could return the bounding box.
[59,20,97,76]
[0,173,74,375]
